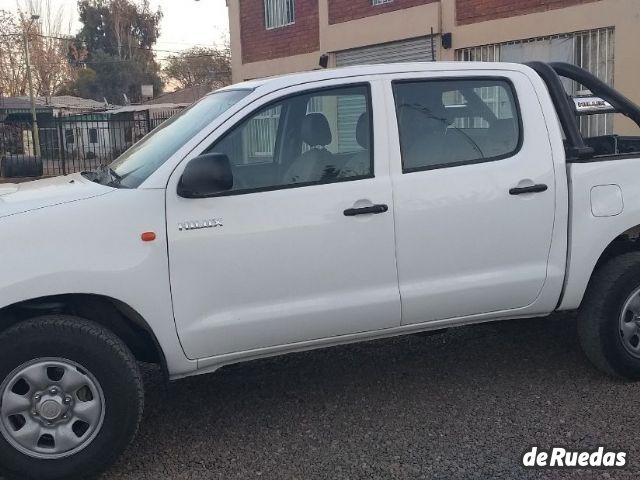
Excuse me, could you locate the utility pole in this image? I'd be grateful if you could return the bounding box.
[23,14,41,158]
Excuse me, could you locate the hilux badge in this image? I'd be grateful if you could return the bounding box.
[178,219,223,231]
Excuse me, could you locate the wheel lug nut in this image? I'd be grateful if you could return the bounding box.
[32,410,38,416]
[63,396,71,404]
[49,387,58,395]
[34,394,41,401]
[62,414,68,420]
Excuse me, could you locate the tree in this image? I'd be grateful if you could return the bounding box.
[0,9,27,97]
[73,0,163,103]
[0,2,78,98]
[163,46,232,90]
[90,50,162,104]
[18,0,78,96]
[57,67,98,99]
[77,0,161,60]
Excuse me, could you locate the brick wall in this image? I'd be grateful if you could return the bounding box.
[328,0,438,25]
[240,0,320,64]
[456,0,603,25]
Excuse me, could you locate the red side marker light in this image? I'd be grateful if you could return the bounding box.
[141,232,156,242]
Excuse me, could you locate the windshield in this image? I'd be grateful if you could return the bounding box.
[105,89,252,188]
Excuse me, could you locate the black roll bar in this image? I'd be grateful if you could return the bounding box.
[548,62,640,127]
[524,61,594,160]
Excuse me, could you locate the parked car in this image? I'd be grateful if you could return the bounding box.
[2,61,640,479]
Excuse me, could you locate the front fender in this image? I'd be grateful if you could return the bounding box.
[0,188,196,377]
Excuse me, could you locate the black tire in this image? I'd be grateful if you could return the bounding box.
[0,155,43,178]
[0,316,144,480]
[578,252,640,379]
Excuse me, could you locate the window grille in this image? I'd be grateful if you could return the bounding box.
[264,0,295,29]
[455,27,615,136]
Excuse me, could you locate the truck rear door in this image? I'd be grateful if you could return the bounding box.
[386,70,558,325]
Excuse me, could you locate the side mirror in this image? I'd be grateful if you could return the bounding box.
[177,153,233,198]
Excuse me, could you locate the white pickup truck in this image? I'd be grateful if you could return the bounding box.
[2,61,640,479]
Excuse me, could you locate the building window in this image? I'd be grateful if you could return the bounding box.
[89,128,98,144]
[372,0,393,5]
[455,27,615,136]
[264,0,295,30]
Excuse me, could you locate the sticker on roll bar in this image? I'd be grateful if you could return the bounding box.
[573,96,616,115]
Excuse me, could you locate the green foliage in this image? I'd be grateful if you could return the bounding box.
[57,67,99,98]
[163,46,232,90]
[77,0,162,59]
[69,0,163,103]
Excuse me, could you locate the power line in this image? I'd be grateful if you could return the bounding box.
[8,55,232,68]
[1,32,225,56]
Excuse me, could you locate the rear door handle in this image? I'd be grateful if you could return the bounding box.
[509,184,548,195]
[344,204,389,216]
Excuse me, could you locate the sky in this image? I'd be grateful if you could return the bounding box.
[0,0,230,59]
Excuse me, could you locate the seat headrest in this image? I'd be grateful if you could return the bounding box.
[356,113,370,149]
[487,118,518,153]
[301,113,332,147]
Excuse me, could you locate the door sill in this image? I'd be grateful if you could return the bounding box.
[176,308,551,380]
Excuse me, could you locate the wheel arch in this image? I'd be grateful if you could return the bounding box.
[569,224,640,310]
[594,225,640,267]
[0,294,168,379]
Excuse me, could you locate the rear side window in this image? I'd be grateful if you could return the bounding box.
[393,78,521,172]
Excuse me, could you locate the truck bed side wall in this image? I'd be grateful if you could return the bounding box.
[561,158,640,310]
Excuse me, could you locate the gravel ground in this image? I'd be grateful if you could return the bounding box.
[95,314,640,478]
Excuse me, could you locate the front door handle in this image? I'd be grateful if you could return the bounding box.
[509,184,548,195]
[344,204,389,216]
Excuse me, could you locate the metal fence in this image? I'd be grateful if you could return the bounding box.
[455,27,615,137]
[0,108,183,179]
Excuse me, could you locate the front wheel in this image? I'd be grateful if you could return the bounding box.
[578,252,640,380]
[0,316,144,480]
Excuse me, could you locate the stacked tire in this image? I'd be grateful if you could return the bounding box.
[0,155,43,178]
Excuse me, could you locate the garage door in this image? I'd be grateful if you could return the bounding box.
[335,36,437,67]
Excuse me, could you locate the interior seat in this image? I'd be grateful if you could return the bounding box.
[398,103,449,170]
[399,100,489,168]
[283,113,336,184]
[484,118,518,157]
[338,113,372,178]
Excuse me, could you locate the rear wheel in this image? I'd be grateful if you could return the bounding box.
[578,252,640,379]
[0,316,144,480]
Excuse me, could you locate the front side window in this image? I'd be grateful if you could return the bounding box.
[208,84,373,194]
[393,78,521,172]
[264,0,295,29]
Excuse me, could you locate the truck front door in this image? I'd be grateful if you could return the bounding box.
[166,81,401,360]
